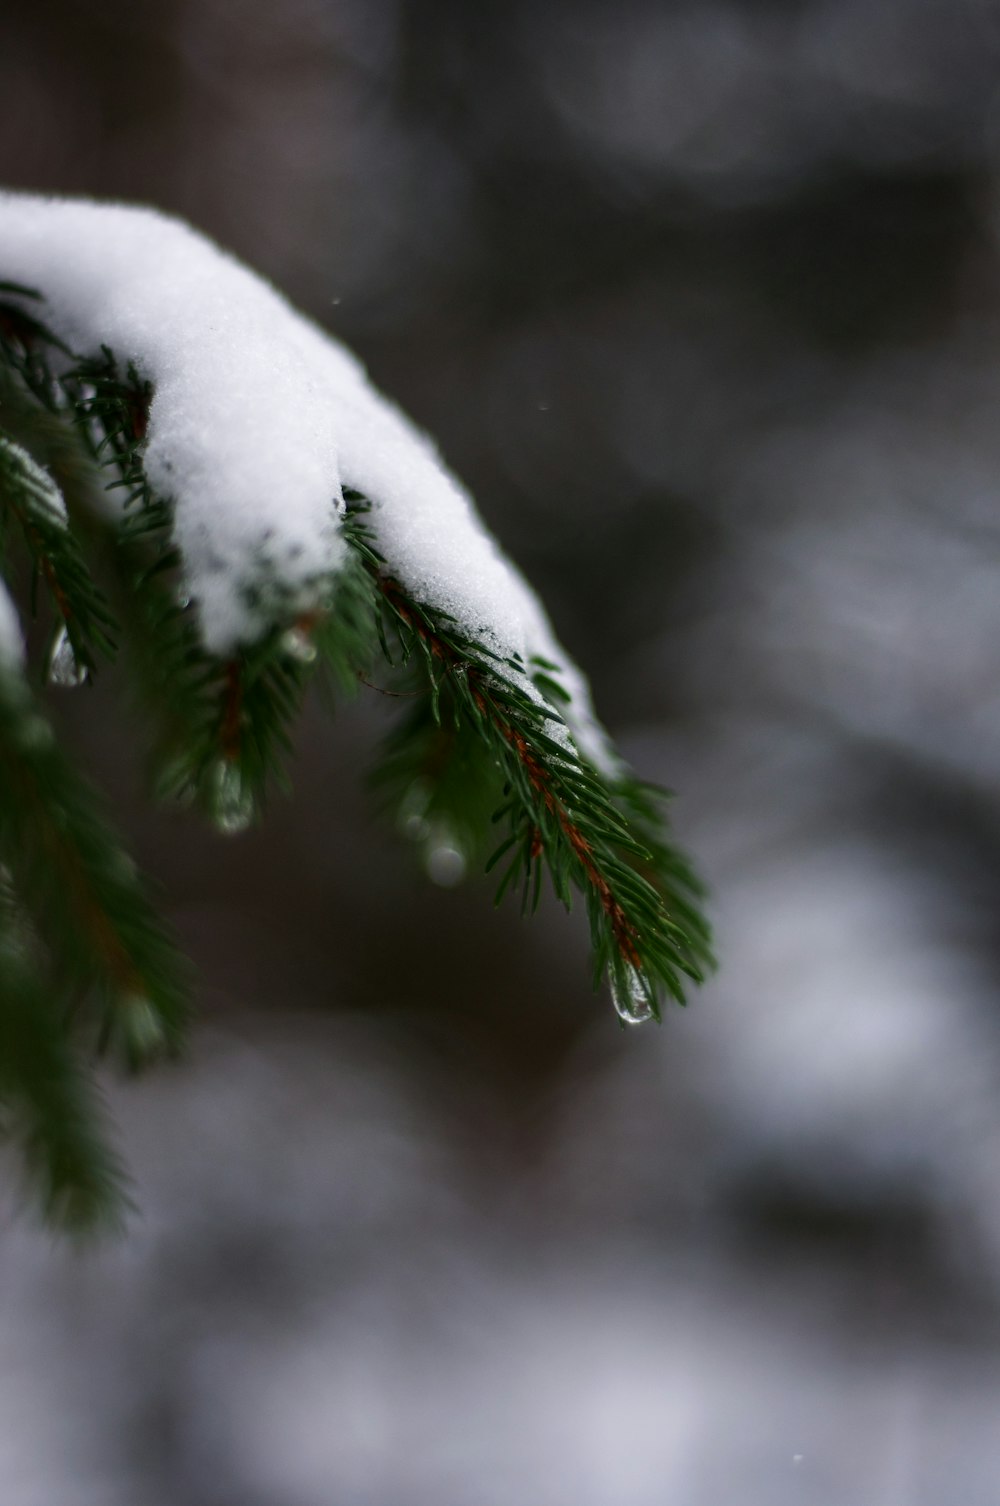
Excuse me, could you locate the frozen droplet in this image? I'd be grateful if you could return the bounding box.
[610,966,655,1026]
[210,759,254,836]
[47,626,88,688]
[792,1455,804,1466]
[425,838,466,887]
[280,626,317,664]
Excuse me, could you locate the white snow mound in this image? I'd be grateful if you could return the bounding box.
[0,191,612,768]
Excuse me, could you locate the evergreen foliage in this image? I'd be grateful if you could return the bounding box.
[0,279,713,1229]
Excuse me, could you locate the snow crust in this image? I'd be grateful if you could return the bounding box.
[0,579,23,670]
[0,192,611,767]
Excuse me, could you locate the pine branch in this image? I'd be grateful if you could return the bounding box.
[0,664,188,1064]
[0,661,182,1227]
[0,260,714,1227]
[0,430,118,678]
[344,501,713,1020]
[0,884,128,1231]
[0,296,713,1016]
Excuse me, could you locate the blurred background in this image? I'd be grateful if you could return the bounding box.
[4,0,1000,1500]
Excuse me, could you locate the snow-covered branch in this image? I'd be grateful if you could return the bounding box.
[0,191,609,766]
[0,190,712,1226]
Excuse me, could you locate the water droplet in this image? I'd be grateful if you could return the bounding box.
[210,759,254,836]
[47,626,88,688]
[280,626,317,664]
[610,966,655,1026]
[792,1455,804,1467]
[425,838,466,887]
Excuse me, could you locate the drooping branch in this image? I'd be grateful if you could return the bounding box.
[347,511,712,1018]
[0,193,714,1225]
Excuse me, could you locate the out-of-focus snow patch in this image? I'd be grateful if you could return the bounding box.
[3,1017,1000,1506]
[537,722,1000,1284]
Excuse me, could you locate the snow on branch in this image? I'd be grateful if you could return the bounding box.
[0,191,610,768]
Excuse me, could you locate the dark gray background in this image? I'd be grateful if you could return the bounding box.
[3,1,1000,1500]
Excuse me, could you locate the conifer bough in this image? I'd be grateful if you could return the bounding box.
[0,192,713,1227]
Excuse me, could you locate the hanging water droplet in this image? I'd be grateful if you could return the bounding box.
[425,834,467,887]
[280,627,317,664]
[47,626,88,688]
[210,759,254,836]
[610,966,655,1026]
